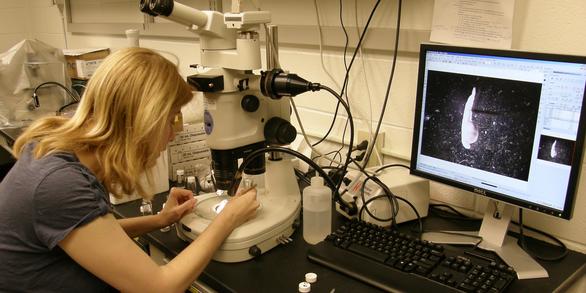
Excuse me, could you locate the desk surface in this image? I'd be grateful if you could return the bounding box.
[114,193,586,293]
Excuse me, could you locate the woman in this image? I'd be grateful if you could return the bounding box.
[0,47,259,292]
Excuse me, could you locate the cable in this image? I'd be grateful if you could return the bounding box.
[56,100,79,116]
[430,204,477,220]
[358,175,398,226]
[291,93,360,171]
[361,0,402,168]
[318,85,355,194]
[311,0,379,166]
[517,208,568,261]
[294,168,311,186]
[236,146,356,213]
[31,81,79,110]
[311,0,382,148]
[312,0,342,90]
[354,0,380,165]
[375,163,410,174]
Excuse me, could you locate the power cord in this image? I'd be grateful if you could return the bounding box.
[361,0,402,168]
[375,163,410,174]
[311,0,382,148]
[237,146,357,214]
[32,81,79,107]
[517,208,568,261]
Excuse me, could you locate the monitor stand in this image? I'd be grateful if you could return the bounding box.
[422,199,548,280]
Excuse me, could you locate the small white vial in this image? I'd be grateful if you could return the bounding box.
[186,176,197,194]
[139,199,153,215]
[305,272,317,283]
[298,281,311,292]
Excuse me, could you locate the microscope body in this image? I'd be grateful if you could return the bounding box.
[141,0,301,262]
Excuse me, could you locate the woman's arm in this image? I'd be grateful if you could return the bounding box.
[117,214,166,238]
[59,188,258,293]
[118,188,195,238]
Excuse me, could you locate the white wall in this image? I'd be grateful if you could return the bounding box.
[2,0,586,253]
[0,0,65,50]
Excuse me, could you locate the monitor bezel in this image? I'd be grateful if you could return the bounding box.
[410,43,586,219]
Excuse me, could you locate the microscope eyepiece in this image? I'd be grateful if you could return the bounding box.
[260,68,321,99]
[139,0,158,16]
[148,0,174,16]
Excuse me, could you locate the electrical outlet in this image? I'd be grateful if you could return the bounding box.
[357,130,384,167]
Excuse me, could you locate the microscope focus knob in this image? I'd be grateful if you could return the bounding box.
[248,245,262,258]
[241,95,260,112]
[264,117,297,145]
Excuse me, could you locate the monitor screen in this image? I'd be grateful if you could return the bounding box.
[411,44,586,219]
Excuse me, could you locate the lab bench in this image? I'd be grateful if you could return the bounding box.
[113,193,586,293]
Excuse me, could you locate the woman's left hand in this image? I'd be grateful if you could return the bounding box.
[159,187,196,227]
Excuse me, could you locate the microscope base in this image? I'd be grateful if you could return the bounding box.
[177,208,299,262]
[177,159,302,262]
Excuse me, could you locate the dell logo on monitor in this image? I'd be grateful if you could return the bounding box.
[473,188,487,196]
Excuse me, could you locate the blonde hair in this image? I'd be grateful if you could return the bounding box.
[13,47,193,198]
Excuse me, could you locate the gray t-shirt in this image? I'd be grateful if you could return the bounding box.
[0,143,115,292]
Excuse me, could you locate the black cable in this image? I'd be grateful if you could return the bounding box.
[375,163,411,173]
[318,85,355,195]
[362,0,402,167]
[517,208,568,261]
[311,0,382,147]
[345,156,402,229]
[56,100,79,115]
[313,0,405,229]
[236,146,356,213]
[32,81,80,109]
[294,168,311,186]
[430,204,477,220]
[339,0,350,79]
[358,175,398,225]
[325,147,423,234]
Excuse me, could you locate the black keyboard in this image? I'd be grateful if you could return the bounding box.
[307,219,516,292]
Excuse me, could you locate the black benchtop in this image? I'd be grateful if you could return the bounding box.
[113,193,586,293]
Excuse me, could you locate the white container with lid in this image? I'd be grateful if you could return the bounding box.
[302,176,332,245]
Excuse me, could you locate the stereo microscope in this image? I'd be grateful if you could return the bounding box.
[140,0,314,262]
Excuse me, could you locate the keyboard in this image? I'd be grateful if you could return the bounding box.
[307,219,516,292]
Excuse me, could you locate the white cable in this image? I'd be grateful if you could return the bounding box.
[57,3,69,49]
[312,0,342,90]
[354,0,383,167]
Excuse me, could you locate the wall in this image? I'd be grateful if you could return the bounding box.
[0,0,65,51]
[2,0,586,253]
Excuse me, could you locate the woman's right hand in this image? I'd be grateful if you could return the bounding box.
[221,187,260,229]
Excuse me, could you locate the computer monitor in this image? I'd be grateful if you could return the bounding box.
[410,43,586,279]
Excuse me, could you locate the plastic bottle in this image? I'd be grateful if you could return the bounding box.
[186,176,196,194]
[303,176,332,244]
[175,169,185,189]
[139,199,153,215]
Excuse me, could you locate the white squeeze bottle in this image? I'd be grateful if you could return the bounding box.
[303,176,332,244]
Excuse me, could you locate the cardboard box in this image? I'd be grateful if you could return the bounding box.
[63,48,110,79]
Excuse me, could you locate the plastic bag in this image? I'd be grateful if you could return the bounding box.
[0,39,72,129]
